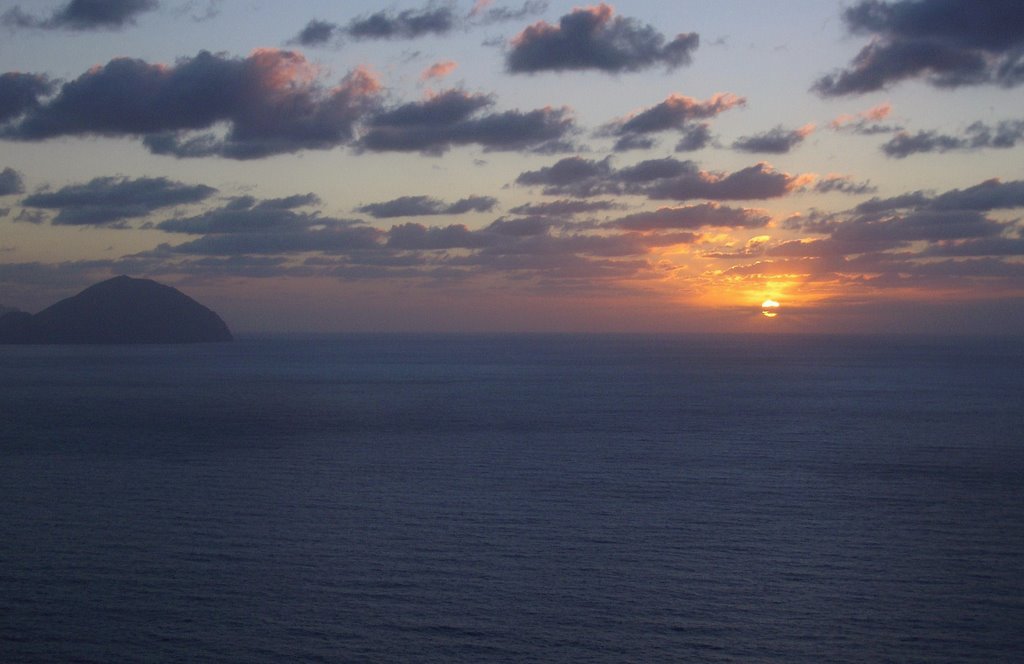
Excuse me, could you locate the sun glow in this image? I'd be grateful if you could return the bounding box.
[761,299,780,318]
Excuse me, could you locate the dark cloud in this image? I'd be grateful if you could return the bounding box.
[2,0,157,31]
[356,194,497,218]
[831,209,1004,245]
[359,89,575,154]
[484,216,554,236]
[775,177,1024,274]
[813,175,877,195]
[387,223,490,249]
[0,167,24,196]
[611,203,770,231]
[3,50,381,159]
[813,0,1024,95]
[253,193,322,210]
[507,199,617,216]
[674,124,712,152]
[930,178,1024,211]
[856,178,1024,213]
[638,161,807,202]
[516,156,806,201]
[157,207,329,235]
[515,156,614,196]
[164,225,384,256]
[347,5,455,39]
[853,191,932,214]
[881,119,1024,157]
[732,124,813,154]
[0,72,54,123]
[20,176,216,226]
[14,209,47,224]
[469,0,548,25]
[290,4,458,46]
[612,134,656,152]
[506,3,699,74]
[605,93,743,136]
[599,93,742,152]
[292,19,338,46]
[923,236,1024,257]
[616,157,694,183]
[95,186,706,287]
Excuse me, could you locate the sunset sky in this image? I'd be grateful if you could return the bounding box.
[2,0,1023,333]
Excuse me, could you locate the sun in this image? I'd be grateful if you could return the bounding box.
[761,299,780,318]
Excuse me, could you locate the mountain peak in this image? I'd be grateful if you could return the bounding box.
[0,276,232,344]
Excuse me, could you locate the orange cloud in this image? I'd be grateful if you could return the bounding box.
[421,60,457,81]
[830,103,892,129]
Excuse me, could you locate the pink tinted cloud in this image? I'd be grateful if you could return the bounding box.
[830,103,893,130]
[421,60,457,81]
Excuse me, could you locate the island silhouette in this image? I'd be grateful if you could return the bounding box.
[0,275,232,344]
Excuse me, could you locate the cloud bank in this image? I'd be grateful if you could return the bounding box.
[506,4,699,74]
[2,0,157,31]
[814,0,1024,95]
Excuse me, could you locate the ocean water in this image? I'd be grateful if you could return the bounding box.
[1,334,1022,663]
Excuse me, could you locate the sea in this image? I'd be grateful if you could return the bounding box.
[1,334,1022,663]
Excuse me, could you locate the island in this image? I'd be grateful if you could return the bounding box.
[0,275,233,344]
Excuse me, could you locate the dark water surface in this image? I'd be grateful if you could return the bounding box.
[2,335,1022,662]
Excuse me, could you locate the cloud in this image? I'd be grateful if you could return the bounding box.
[604,93,744,135]
[767,177,1024,278]
[290,4,460,46]
[164,225,385,256]
[291,19,338,46]
[812,174,877,195]
[346,5,456,40]
[484,216,556,236]
[0,167,25,196]
[421,60,457,81]
[387,222,491,249]
[358,89,575,154]
[86,184,712,288]
[156,196,331,234]
[0,72,54,123]
[634,161,808,202]
[610,203,770,231]
[599,93,743,152]
[674,124,713,152]
[881,119,1024,157]
[515,155,613,195]
[732,124,814,154]
[857,178,1024,212]
[19,176,215,226]
[516,156,808,201]
[922,236,1024,257]
[830,209,1004,245]
[930,178,1024,211]
[507,199,617,216]
[14,209,47,224]
[813,0,1024,95]
[506,4,699,74]
[2,0,157,31]
[356,194,497,218]
[680,178,1024,301]
[610,134,655,152]
[3,50,381,159]
[830,102,902,134]
[469,0,548,24]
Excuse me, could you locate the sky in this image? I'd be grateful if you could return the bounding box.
[1,0,1023,334]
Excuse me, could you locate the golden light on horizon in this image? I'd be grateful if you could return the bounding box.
[761,299,780,318]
